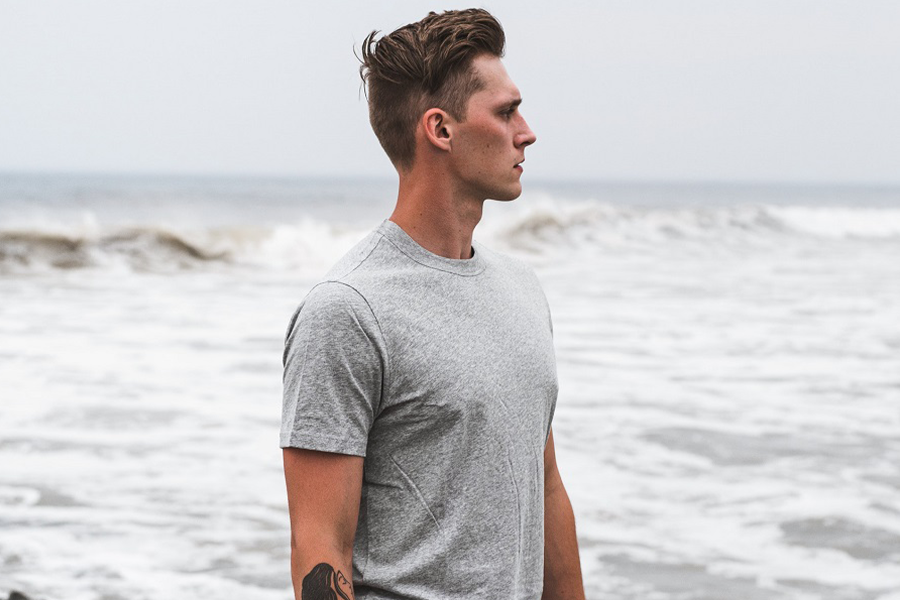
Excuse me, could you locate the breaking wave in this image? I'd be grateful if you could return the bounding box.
[489,202,900,253]
[3,203,900,274]
[0,228,228,272]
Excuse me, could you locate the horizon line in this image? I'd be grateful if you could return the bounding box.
[1,168,899,191]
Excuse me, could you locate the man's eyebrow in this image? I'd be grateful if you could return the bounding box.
[499,98,523,110]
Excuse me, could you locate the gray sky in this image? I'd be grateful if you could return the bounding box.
[2,0,899,184]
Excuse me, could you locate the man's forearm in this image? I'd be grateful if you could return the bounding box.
[542,483,585,600]
[283,448,363,600]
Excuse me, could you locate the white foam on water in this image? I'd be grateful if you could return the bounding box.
[5,196,900,276]
[769,205,900,239]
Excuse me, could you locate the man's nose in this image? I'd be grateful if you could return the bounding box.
[516,116,537,148]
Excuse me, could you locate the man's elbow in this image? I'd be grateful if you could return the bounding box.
[290,527,352,563]
[544,462,569,499]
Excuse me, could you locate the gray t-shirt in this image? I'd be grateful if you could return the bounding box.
[281,220,558,600]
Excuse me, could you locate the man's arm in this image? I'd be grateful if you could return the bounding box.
[542,428,586,600]
[283,447,363,600]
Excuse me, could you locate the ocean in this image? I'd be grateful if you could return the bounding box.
[1,173,899,600]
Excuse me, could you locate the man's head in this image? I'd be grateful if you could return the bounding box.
[359,9,506,172]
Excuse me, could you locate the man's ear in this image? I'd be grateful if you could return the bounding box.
[422,108,453,152]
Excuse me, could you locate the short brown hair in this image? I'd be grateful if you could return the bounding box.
[359,9,506,171]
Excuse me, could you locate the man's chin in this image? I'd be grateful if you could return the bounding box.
[488,185,523,202]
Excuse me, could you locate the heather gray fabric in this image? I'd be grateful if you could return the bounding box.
[281,219,558,600]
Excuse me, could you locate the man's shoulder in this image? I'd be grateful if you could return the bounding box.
[285,227,385,331]
[476,241,531,271]
[305,223,546,309]
[320,227,386,283]
[475,241,545,289]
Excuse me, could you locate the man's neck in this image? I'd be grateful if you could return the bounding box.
[389,173,484,260]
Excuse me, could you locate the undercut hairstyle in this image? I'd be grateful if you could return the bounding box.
[359,9,506,171]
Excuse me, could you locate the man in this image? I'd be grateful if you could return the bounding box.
[281,9,584,600]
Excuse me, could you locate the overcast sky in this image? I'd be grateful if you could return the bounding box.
[2,1,899,184]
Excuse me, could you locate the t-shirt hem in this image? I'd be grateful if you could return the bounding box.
[280,431,368,457]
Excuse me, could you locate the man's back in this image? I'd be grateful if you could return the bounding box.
[282,220,557,598]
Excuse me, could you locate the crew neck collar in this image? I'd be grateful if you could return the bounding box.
[377,219,486,276]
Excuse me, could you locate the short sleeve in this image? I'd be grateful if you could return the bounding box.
[280,281,386,456]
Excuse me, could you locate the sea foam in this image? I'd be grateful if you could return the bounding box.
[3,202,899,274]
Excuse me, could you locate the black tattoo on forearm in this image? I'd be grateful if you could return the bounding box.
[302,562,353,600]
